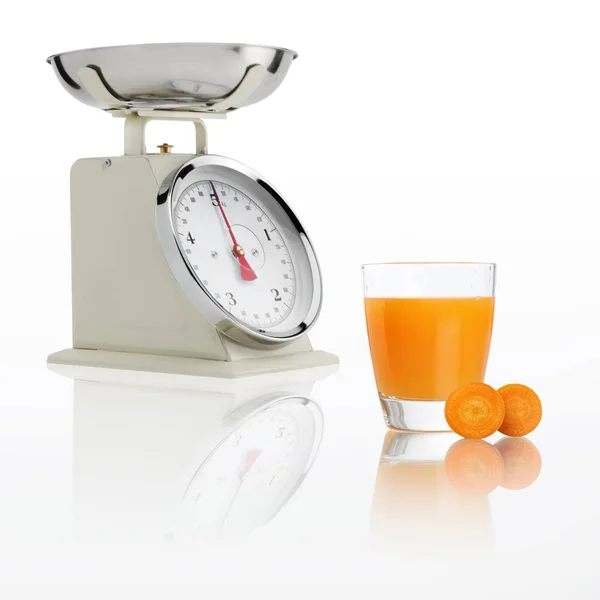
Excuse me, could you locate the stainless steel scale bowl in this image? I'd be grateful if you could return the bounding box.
[47,43,298,111]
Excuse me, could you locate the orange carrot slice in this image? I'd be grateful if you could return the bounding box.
[444,439,504,496]
[497,384,542,437]
[445,382,505,439]
[495,437,542,490]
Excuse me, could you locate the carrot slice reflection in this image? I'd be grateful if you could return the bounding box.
[444,439,504,496]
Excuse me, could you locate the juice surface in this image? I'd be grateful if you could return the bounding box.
[364,297,494,400]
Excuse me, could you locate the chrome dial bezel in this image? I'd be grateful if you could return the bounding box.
[156,154,322,347]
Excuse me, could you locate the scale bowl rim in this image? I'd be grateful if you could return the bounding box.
[46,42,299,64]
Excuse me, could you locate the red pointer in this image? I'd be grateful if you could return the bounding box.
[209,181,257,282]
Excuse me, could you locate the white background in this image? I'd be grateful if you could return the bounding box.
[1,0,600,597]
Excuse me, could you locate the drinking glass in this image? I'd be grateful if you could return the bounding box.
[363,263,496,432]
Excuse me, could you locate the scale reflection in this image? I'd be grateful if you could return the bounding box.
[370,431,542,558]
[65,367,330,543]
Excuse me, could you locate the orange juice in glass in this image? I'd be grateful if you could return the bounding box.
[363,263,496,432]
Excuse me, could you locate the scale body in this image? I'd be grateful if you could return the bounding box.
[46,44,337,377]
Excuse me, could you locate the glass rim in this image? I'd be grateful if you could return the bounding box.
[361,261,496,269]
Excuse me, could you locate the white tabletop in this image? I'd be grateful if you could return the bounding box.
[0,335,596,599]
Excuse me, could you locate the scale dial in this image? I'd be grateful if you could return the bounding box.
[157,155,322,345]
[173,180,296,328]
[178,395,323,538]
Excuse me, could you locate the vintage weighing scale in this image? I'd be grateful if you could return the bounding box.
[46,43,337,378]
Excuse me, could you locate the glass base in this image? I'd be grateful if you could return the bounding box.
[379,394,451,432]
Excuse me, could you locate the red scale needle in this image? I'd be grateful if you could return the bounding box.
[209,181,257,282]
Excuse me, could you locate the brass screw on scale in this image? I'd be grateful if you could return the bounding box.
[157,143,174,154]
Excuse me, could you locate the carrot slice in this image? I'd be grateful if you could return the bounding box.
[495,437,542,490]
[444,439,504,495]
[497,384,542,437]
[445,382,505,439]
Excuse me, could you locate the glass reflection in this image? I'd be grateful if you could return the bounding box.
[370,432,542,558]
[371,431,493,558]
[65,367,328,543]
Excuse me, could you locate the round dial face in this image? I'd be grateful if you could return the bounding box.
[179,397,323,538]
[173,180,295,329]
[159,155,322,344]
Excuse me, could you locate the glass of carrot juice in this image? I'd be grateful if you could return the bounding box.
[363,263,496,432]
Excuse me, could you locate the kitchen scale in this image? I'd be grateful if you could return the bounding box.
[46,43,338,378]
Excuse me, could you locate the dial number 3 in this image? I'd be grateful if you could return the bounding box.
[226,292,237,306]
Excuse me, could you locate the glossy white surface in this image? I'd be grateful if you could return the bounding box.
[0,354,596,597]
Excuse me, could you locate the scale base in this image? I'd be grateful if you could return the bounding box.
[48,348,338,388]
